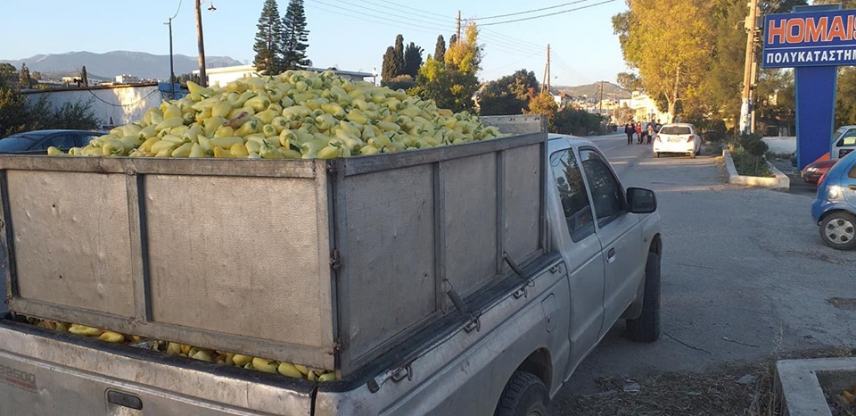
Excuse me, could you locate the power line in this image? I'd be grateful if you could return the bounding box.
[468,0,591,21]
[305,0,454,34]
[337,0,455,32]
[169,0,183,20]
[86,88,161,108]
[478,0,616,26]
[348,0,545,51]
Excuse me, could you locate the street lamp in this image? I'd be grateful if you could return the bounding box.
[164,0,182,99]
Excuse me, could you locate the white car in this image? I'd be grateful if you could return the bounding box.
[831,125,856,159]
[653,123,702,158]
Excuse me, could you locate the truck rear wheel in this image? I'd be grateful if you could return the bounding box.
[495,371,549,416]
[626,252,661,342]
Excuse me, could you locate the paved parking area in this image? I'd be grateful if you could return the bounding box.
[554,135,856,402]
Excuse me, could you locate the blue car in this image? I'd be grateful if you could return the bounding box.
[0,129,103,154]
[812,151,856,250]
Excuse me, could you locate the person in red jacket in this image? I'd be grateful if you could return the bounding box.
[635,122,643,144]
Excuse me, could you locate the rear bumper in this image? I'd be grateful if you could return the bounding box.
[0,320,313,416]
[652,141,694,154]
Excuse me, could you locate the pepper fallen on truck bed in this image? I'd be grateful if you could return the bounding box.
[27,317,335,382]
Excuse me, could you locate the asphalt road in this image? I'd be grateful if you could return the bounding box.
[554,133,856,401]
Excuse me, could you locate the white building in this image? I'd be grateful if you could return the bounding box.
[619,91,671,123]
[22,83,169,128]
[115,74,141,84]
[196,65,373,87]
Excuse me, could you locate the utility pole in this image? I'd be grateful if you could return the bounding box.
[456,10,462,42]
[165,18,176,98]
[739,0,760,135]
[195,0,208,86]
[543,43,551,94]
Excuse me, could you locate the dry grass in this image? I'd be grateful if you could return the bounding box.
[555,348,855,416]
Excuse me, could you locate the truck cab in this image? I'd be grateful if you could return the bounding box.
[0,131,661,416]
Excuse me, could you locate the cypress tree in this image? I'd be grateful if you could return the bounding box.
[381,46,398,83]
[253,0,286,75]
[434,35,446,63]
[393,34,405,77]
[283,0,311,70]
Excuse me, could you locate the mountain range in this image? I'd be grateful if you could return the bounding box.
[0,51,243,81]
[554,82,631,100]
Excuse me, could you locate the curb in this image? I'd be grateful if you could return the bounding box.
[776,357,856,416]
[722,149,790,190]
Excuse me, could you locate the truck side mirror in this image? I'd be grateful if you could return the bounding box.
[627,187,657,213]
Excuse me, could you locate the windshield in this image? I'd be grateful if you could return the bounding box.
[659,126,691,135]
[834,127,848,142]
[0,137,37,152]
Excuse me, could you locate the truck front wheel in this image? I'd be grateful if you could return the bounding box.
[626,252,661,342]
[495,371,549,416]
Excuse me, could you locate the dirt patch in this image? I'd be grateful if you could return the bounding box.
[554,348,855,416]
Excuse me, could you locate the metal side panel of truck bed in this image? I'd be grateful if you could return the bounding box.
[0,254,566,416]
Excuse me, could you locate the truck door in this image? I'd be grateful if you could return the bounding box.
[548,148,605,371]
[578,148,646,334]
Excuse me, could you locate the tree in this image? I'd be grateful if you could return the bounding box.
[525,90,559,131]
[445,23,481,75]
[393,34,405,77]
[613,0,713,121]
[381,46,399,83]
[478,70,539,116]
[812,0,856,8]
[0,63,17,88]
[836,68,856,127]
[283,0,311,70]
[413,57,479,112]
[253,0,286,75]
[616,72,642,92]
[403,42,423,78]
[18,63,32,89]
[555,107,606,136]
[434,35,446,62]
[449,34,457,46]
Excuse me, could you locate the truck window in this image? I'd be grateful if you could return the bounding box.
[550,149,595,242]
[579,149,624,227]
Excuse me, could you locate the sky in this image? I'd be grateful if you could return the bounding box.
[0,0,630,86]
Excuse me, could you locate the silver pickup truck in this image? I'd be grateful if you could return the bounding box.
[0,125,661,416]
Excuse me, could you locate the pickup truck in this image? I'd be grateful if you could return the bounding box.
[0,117,662,416]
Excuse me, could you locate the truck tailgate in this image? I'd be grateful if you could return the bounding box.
[0,321,313,416]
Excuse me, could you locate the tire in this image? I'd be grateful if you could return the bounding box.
[626,252,661,342]
[819,212,856,250]
[495,371,549,416]
[655,152,660,158]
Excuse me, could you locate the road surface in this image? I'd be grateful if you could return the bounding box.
[553,133,856,404]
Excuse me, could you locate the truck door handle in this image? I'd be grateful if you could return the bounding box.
[106,390,142,410]
[606,248,616,264]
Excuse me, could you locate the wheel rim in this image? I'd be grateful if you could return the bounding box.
[825,217,856,244]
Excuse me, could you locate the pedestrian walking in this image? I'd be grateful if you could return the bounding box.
[646,123,655,144]
[635,122,643,144]
[624,122,634,145]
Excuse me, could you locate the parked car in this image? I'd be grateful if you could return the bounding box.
[831,125,856,159]
[653,123,702,158]
[802,159,838,184]
[812,150,856,250]
[0,129,103,154]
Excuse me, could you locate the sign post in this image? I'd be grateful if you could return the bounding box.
[762,5,850,169]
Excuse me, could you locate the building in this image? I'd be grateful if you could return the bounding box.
[195,65,373,86]
[21,82,183,129]
[618,91,671,123]
[114,74,141,84]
